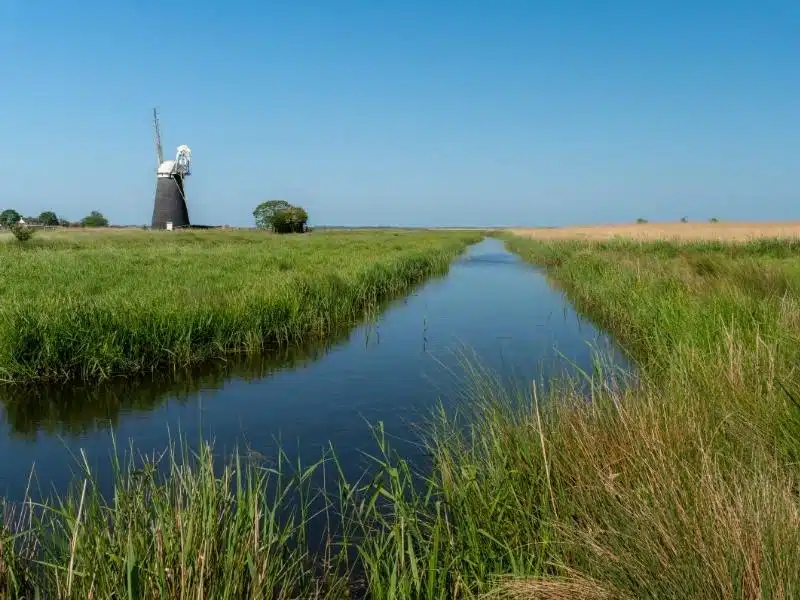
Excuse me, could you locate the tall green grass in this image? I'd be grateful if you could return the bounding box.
[0,440,354,599]
[4,236,800,599]
[344,237,800,598]
[0,229,480,383]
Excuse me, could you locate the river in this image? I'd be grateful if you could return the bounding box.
[0,238,628,500]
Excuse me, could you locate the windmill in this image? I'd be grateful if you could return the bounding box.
[151,108,192,229]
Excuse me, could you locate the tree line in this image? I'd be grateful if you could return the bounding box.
[4,199,311,234]
[0,209,109,229]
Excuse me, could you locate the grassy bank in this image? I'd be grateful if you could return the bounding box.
[0,229,480,383]
[491,236,800,597]
[3,236,800,599]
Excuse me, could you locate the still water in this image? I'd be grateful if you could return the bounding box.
[0,238,628,500]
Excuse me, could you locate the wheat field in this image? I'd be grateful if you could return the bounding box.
[509,221,800,241]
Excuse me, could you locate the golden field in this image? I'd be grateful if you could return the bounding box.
[509,221,800,241]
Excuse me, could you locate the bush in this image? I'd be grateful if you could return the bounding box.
[10,223,34,242]
[710,217,719,223]
[680,216,689,223]
[636,218,648,224]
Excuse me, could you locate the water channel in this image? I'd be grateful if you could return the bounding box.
[0,238,629,501]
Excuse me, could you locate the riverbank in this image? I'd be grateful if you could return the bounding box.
[0,229,480,383]
[497,235,800,597]
[3,236,799,598]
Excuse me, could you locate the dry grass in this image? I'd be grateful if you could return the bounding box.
[484,577,617,600]
[509,221,800,242]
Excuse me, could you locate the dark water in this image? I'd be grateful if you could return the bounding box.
[0,238,628,500]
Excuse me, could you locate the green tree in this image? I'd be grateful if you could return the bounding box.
[0,209,21,228]
[81,211,109,227]
[709,217,719,223]
[286,206,308,233]
[270,205,309,233]
[39,211,60,226]
[253,200,291,230]
[636,217,648,224]
[680,216,688,223]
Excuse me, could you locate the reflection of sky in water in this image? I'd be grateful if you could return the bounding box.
[0,238,629,501]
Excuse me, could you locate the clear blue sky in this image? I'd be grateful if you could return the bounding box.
[1,1,798,227]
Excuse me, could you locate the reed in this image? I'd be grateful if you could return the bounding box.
[0,439,355,599]
[4,235,800,599]
[0,229,480,383]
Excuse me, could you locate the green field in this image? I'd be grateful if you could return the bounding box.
[0,229,480,383]
[2,235,800,599]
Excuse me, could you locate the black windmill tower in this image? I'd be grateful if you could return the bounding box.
[151,109,192,229]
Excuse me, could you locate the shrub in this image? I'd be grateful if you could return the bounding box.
[636,218,648,224]
[10,223,34,242]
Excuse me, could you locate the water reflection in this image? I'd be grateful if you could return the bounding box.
[0,329,357,438]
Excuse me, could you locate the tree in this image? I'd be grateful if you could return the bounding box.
[253,200,291,230]
[709,217,719,223]
[636,217,648,224]
[81,211,109,227]
[0,209,21,228]
[272,206,308,233]
[680,216,688,223]
[39,211,59,226]
[253,200,309,233]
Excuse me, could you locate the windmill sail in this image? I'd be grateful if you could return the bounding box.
[153,108,164,166]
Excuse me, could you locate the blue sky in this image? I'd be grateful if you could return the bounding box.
[1,1,798,227]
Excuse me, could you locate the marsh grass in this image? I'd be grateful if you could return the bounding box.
[4,235,800,599]
[0,438,357,599]
[0,229,480,383]
[488,235,800,598]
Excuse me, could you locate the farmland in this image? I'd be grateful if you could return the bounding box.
[0,228,480,383]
